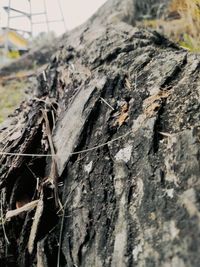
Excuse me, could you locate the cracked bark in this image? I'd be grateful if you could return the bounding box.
[0,0,200,266]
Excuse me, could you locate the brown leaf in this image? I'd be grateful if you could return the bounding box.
[117,112,129,126]
[114,102,129,126]
[143,90,171,117]
[121,103,129,113]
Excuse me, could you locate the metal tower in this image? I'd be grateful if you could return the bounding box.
[3,0,66,53]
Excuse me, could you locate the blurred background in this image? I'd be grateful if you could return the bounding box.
[0,0,199,65]
[0,0,107,122]
[0,0,107,64]
[0,0,107,35]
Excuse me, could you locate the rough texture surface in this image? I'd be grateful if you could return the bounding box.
[0,0,200,266]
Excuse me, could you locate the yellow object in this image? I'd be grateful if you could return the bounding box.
[0,30,28,51]
[7,50,20,59]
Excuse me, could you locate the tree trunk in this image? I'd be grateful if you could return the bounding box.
[0,0,200,266]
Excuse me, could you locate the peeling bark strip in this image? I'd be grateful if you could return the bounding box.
[53,77,107,176]
[0,0,200,266]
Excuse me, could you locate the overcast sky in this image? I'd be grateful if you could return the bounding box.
[0,0,107,36]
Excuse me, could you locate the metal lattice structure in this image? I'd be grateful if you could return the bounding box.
[3,0,66,53]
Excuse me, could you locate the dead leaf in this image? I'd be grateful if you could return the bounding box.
[117,112,129,126]
[121,102,129,113]
[143,91,171,108]
[143,90,171,117]
[144,102,161,116]
[114,102,129,126]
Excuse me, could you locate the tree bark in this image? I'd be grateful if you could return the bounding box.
[0,0,200,266]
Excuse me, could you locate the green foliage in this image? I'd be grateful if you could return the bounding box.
[179,34,198,52]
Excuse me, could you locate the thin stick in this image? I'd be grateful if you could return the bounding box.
[0,191,10,244]
[159,131,173,137]
[100,97,115,111]
[6,200,39,220]
[57,182,80,267]
[0,130,132,158]
[0,152,55,157]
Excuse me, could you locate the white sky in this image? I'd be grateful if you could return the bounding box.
[0,0,107,36]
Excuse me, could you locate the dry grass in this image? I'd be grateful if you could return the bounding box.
[169,0,200,51]
[140,0,200,52]
[0,79,27,123]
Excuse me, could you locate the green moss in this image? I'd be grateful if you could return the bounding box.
[179,34,200,52]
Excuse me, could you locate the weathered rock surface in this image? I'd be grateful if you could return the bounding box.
[0,0,200,266]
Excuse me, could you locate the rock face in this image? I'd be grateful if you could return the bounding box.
[0,0,200,266]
